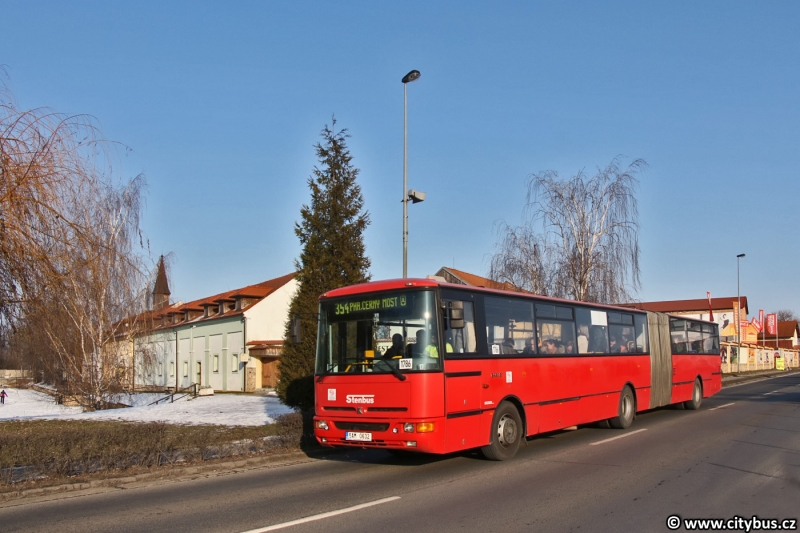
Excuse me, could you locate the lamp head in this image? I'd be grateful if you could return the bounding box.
[737,253,746,258]
[407,189,426,203]
[402,70,421,84]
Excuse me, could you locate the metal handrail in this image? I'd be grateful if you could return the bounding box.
[147,383,199,406]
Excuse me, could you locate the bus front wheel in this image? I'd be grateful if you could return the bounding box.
[609,386,635,429]
[481,401,523,461]
[683,379,703,410]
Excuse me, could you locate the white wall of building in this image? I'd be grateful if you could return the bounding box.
[178,337,191,389]
[135,276,295,392]
[227,331,243,390]
[244,278,298,343]
[134,330,175,389]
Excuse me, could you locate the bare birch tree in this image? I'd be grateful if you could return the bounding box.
[1,79,152,408]
[490,157,646,304]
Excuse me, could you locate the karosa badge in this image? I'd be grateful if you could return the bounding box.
[346,394,375,404]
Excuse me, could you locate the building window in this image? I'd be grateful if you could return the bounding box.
[213,354,219,373]
[183,361,188,378]
[157,363,163,376]
[170,361,175,377]
[232,354,239,372]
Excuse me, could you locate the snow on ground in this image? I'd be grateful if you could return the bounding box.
[0,388,295,426]
[0,388,83,419]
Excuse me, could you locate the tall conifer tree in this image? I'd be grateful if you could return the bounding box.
[278,119,370,410]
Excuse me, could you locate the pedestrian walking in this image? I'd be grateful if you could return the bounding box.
[0,389,7,405]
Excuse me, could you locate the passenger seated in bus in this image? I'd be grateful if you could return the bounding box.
[618,334,631,353]
[444,331,456,353]
[609,334,627,353]
[588,326,608,353]
[522,338,536,354]
[502,337,516,354]
[577,326,589,353]
[384,334,405,359]
[564,339,575,354]
[409,329,448,358]
[407,330,425,357]
[542,339,559,355]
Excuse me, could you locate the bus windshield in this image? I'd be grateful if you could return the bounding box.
[316,289,442,376]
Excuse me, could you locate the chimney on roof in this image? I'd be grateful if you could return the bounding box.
[152,255,171,312]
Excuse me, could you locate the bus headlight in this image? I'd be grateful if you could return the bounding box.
[315,420,329,431]
[416,422,435,433]
[403,423,414,433]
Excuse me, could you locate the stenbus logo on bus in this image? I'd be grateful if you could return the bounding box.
[346,394,375,404]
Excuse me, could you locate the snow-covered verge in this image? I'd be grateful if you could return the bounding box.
[0,388,295,426]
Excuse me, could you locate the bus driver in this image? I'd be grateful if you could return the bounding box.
[384,333,405,359]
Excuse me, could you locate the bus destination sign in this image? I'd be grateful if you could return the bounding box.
[335,295,408,316]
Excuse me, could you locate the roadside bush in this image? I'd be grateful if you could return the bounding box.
[0,417,303,484]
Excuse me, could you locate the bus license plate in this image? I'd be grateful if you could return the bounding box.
[345,431,372,442]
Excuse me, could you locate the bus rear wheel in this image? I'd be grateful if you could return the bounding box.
[609,386,635,429]
[481,401,522,461]
[683,378,703,410]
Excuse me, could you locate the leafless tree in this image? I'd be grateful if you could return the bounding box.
[776,309,797,322]
[490,157,646,304]
[1,78,152,408]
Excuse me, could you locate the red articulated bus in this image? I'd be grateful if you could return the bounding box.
[313,278,721,460]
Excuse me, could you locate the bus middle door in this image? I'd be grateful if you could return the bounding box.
[441,294,484,451]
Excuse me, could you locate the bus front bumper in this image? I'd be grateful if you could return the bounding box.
[313,416,444,453]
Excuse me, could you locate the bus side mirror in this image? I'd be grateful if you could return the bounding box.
[290,316,302,344]
[449,301,465,329]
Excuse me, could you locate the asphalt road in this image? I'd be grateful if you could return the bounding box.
[1,374,798,533]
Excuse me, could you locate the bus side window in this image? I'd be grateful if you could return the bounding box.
[485,296,534,355]
[575,308,589,354]
[588,325,609,353]
[575,307,602,354]
[534,304,576,355]
[444,300,477,354]
[702,323,718,354]
[670,319,687,354]
[634,314,648,353]
[536,320,576,355]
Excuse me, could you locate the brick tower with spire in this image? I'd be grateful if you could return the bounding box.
[152,255,171,311]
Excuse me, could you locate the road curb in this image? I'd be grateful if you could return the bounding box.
[722,368,800,387]
[0,447,341,505]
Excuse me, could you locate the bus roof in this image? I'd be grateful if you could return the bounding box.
[320,278,651,315]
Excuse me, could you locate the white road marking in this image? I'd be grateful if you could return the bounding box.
[589,428,647,446]
[239,496,401,532]
[763,391,777,395]
[709,402,736,411]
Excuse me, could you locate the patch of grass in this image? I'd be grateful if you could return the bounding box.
[0,413,307,484]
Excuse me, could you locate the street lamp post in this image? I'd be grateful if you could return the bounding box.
[402,69,421,278]
[737,253,745,373]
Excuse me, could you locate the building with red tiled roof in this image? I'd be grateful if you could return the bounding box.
[133,273,296,392]
[757,320,800,349]
[617,296,748,339]
[434,267,527,292]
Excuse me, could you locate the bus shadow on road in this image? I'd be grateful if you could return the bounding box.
[313,447,459,467]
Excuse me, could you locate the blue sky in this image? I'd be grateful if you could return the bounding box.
[2,1,798,316]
